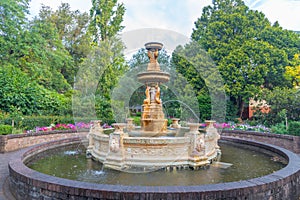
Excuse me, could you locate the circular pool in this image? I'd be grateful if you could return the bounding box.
[8,136,300,199]
[27,140,286,186]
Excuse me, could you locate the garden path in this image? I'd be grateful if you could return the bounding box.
[0,149,26,200]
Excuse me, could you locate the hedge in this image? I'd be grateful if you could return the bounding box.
[288,121,300,136]
[0,116,98,131]
[0,125,12,135]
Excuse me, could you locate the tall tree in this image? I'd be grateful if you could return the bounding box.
[191,0,299,118]
[85,0,127,122]
[38,4,91,85]
[89,0,125,43]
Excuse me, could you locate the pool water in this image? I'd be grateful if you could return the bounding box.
[28,141,286,186]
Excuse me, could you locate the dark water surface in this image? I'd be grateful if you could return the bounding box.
[28,141,286,186]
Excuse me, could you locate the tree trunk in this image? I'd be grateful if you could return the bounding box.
[237,97,245,120]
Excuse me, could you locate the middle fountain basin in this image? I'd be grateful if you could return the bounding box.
[88,129,220,172]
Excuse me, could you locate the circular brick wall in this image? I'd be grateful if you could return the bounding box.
[8,136,300,200]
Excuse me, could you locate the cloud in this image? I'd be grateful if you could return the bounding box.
[120,0,211,37]
[29,0,300,35]
[251,0,300,31]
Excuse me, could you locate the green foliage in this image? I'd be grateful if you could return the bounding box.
[288,121,300,136]
[191,0,300,118]
[37,4,91,85]
[21,16,73,93]
[95,95,115,124]
[131,116,141,126]
[271,123,288,135]
[284,54,300,88]
[73,40,127,123]
[225,98,239,122]
[197,94,211,121]
[172,46,207,93]
[171,42,226,122]
[0,115,93,131]
[0,0,29,65]
[0,65,71,116]
[89,0,125,42]
[255,87,300,126]
[0,125,12,135]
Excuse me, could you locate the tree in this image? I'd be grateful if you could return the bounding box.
[0,65,71,116]
[0,0,29,65]
[18,16,73,93]
[86,0,127,123]
[89,0,125,43]
[38,4,91,85]
[191,0,298,118]
[172,42,226,122]
[1,0,73,93]
[255,87,300,126]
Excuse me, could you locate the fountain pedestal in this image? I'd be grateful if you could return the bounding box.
[137,42,170,137]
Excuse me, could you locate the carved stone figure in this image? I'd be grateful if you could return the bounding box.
[143,85,150,104]
[110,137,120,153]
[155,84,161,104]
[147,49,159,63]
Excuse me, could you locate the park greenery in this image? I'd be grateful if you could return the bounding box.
[0,0,299,135]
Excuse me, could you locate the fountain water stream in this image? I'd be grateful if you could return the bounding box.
[86,42,221,172]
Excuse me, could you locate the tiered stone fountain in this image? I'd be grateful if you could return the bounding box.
[86,42,221,171]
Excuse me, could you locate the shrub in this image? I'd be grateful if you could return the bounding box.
[132,116,141,126]
[135,112,141,117]
[271,123,288,135]
[0,125,12,135]
[0,115,95,131]
[288,121,300,136]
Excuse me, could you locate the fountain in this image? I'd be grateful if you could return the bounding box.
[7,42,300,200]
[86,42,221,171]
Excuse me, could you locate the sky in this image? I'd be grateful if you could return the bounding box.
[29,0,300,37]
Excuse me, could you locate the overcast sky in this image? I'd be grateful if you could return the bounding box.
[29,0,300,37]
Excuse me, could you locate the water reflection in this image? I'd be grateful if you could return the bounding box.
[28,141,286,186]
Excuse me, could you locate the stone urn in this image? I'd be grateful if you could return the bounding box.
[112,123,127,134]
[187,123,200,134]
[170,118,181,129]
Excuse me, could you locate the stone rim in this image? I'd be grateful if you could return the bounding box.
[144,42,163,51]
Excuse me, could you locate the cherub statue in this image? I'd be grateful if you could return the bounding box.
[143,85,150,104]
[155,84,161,104]
[147,49,159,63]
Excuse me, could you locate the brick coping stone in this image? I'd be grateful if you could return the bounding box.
[8,136,300,200]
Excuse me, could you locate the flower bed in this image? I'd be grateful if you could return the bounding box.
[199,122,270,133]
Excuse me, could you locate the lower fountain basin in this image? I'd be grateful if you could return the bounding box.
[28,140,286,185]
[8,136,300,200]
